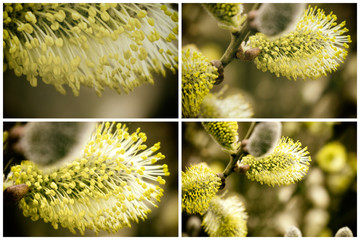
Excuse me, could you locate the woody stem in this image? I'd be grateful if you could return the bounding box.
[222,122,256,178]
[219,3,260,67]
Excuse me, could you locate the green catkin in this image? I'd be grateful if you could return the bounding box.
[4,122,169,235]
[3,3,178,96]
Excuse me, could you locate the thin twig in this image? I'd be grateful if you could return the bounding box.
[222,122,256,178]
[220,27,249,67]
[219,3,261,68]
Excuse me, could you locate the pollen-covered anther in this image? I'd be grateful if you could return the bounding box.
[203,3,246,32]
[247,5,352,80]
[182,164,221,215]
[202,121,240,153]
[3,122,169,235]
[182,47,218,118]
[202,195,248,237]
[3,3,178,96]
[241,136,311,186]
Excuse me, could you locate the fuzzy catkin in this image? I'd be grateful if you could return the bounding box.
[248,5,351,80]
[200,91,253,118]
[284,226,302,237]
[255,3,306,37]
[202,195,248,237]
[182,47,218,118]
[202,121,239,153]
[182,164,221,215]
[242,136,311,186]
[335,226,353,237]
[21,122,94,166]
[4,122,169,235]
[246,122,282,157]
[3,3,178,96]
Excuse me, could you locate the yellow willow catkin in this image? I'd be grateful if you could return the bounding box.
[248,5,351,80]
[182,47,218,118]
[203,3,246,32]
[182,164,221,215]
[3,3,178,96]
[241,136,311,186]
[200,91,253,118]
[202,121,240,153]
[4,122,169,235]
[202,195,248,237]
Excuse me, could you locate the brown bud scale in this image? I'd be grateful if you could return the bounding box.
[244,48,261,61]
[4,184,29,204]
[234,162,251,174]
[210,60,224,84]
[216,172,226,190]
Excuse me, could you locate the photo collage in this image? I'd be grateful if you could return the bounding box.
[2,2,358,238]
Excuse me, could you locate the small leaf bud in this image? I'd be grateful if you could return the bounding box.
[4,184,29,204]
[237,46,261,61]
[244,48,261,61]
[216,172,226,190]
[210,60,224,84]
[234,162,250,174]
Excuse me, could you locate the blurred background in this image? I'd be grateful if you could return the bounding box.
[4,69,178,118]
[182,3,357,118]
[3,122,178,237]
[182,122,356,237]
